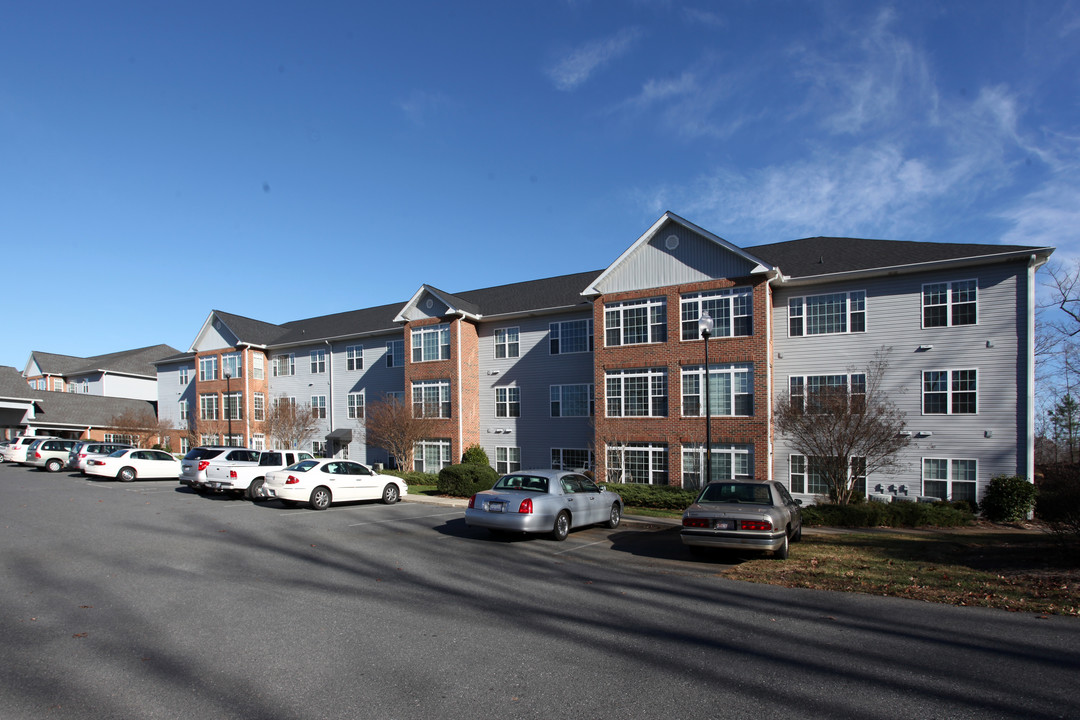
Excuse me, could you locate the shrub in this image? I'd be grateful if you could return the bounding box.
[437,463,499,497]
[979,475,1037,522]
[380,469,438,486]
[1035,464,1080,545]
[460,444,490,466]
[599,483,698,510]
[801,500,974,528]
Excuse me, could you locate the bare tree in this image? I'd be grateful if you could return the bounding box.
[774,348,913,504]
[109,408,172,448]
[263,395,319,451]
[361,394,437,472]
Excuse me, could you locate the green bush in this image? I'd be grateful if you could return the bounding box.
[460,444,490,466]
[979,475,1037,522]
[599,482,698,510]
[437,463,499,497]
[380,469,438,486]
[801,500,974,528]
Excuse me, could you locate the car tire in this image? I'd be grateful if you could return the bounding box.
[775,532,790,560]
[606,503,621,529]
[246,477,265,501]
[309,486,331,511]
[792,523,803,543]
[118,467,136,483]
[551,511,571,541]
[381,483,400,505]
[46,459,63,473]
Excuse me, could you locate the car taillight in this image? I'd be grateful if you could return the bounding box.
[198,460,210,471]
[34,451,41,459]
[79,453,87,459]
[285,475,299,484]
[229,470,238,479]
[683,517,710,528]
[467,495,476,509]
[518,498,533,514]
[740,519,773,531]
[88,460,103,466]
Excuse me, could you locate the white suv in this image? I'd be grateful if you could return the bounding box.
[4,436,57,464]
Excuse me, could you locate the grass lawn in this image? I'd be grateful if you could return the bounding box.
[723,527,1080,616]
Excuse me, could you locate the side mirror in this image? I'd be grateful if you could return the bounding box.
[795,499,803,506]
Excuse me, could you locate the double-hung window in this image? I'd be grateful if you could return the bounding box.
[199,394,218,421]
[682,444,752,488]
[346,345,364,371]
[681,364,753,417]
[222,353,242,379]
[386,340,404,368]
[789,455,866,497]
[550,319,593,354]
[223,391,243,420]
[606,368,667,417]
[253,393,265,421]
[605,297,667,346]
[551,448,593,471]
[347,392,365,419]
[252,355,264,380]
[273,354,295,377]
[179,367,189,385]
[414,439,451,472]
[495,387,520,418]
[412,324,450,362]
[198,356,218,381]
[496,447,521,474]
[550,384,594,417]
[494,327,520,359]
[179,400,188,421]
[923,458,977,504]
[789,290,866,336]
[923,369,977,414]
[412,380,451,418]
[311,395,327,419]
[789,373,866,414]
[680,287,753,339]
[923,280,977,327]
[310,350,326,374]
[606,443,668,484]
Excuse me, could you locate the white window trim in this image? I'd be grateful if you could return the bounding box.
[788,290,867,337]
[921,457,978,502]
[346,345,364,371]
[680,364,753,417]
[604,297,667,347]
[605,368,668,418]
[411,324,451,363]
[493,327,520,359]
[549,319,594,355]
[921,279,978,329]
[550,384,594,418]
[495,386,521,418]
[679,287,753,341]
[921,368,979,415]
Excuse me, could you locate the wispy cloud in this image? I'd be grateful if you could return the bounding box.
[546,27,643,91]
[681,7,726,28]
[397,90,453,127]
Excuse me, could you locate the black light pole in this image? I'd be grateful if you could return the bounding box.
[224,371,232,446]
[699,311,714,490]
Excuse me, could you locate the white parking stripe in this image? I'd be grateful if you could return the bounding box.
[552,539,608,555]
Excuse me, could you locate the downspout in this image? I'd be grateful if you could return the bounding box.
[243,347,251,445]
[326,340,335,454]
[456,319,463,461]
[1026,255,1037,482]
[764,269,780,482]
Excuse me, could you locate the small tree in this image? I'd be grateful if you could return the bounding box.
[264,395,319,450]
[774,348,913,504]
[362,394,437,471]
[109,407,172,448]
[1049,394,1080,464]
[461,443,490,465]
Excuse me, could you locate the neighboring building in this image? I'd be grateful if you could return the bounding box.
[156,212,1050,504]
[22,345,180,401]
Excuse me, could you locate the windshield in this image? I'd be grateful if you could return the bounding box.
[698,483,773,505]
[493,475,549,493]
[285,460,319,473]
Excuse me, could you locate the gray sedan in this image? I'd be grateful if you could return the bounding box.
[680,480,803,559]
[465,470,623,541]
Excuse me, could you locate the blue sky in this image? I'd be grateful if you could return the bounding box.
[3,1,1078,370]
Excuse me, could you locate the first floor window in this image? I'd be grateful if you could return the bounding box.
[223,434,244,447]
[551,448,593,471]
[346,345,364,371]
[200,394,218,421]
[180,438,190,455]
[251,433,265,451]
[606,368,667,417]
[413,380,451,418]
[496,447,521,474]
[311,395,327,419]
[414,439,451,473]
[495,387,520,418]
[681,364,753,417]
[923,369,977,414]
[788,454,866,497]
[923,458,977,504]
[201,434,219,446]
[606,443,668,484]
[253,393,265,421]
[550,384,594,417]
[348,392,365,419]
[104,433,137,445]
[312,441,326,457]
[681,444,752,490]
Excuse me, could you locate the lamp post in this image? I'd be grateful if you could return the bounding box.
[224,371,232,446]
[698,310,713,490]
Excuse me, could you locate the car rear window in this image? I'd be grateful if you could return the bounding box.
[286,460,319,472]
[183,447,227,461]
[493,475,549,492]
[225,450,261,462]
[698,483,773,505]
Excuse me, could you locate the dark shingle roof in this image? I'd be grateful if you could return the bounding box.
[272,302,405,346]
[0,366,34,399]
[30,345,181,378]
[213,310,292,346]
[453,270,602,316]
[0,366,155,426]
[747,237,1048,279]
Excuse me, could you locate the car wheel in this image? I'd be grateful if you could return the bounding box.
[118,467,136,483]
[46,459,63,473]
[606,503,621,529]
[246,477,265,501]
[309,486,331,511]
[551,511,571,541]
[775,532,790,560]
[381,483,400,505]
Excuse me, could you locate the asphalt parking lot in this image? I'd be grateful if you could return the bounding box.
[3,463,1079,720]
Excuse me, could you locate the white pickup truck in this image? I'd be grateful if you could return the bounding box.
[204,449,315,499]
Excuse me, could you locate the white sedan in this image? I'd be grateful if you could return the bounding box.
[85,448,182,482]
[262,459,408,510]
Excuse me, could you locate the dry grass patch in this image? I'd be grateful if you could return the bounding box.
[723,531,1080,616]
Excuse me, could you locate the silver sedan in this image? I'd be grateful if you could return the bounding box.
[465,470,623,541]
[681,480,803,559]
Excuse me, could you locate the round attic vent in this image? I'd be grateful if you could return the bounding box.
[425,299,434,309]
[665,234,679,250]
[213,318,221,329]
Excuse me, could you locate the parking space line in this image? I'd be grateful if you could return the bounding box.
[552,539,608,555]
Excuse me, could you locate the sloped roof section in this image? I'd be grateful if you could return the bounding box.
[29,391,157,427]
[29,345,181,379]
[748,237,1053,280]
[0,366,35,399]
[212,310,291,346]
[454,270,601,316]
[273,302,405,346]
[27,352,87,375]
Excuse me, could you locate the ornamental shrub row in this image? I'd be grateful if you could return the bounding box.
[598,482,698,510]
[800,500,974,528]
[380,469,439,486]
[437,463,499,497]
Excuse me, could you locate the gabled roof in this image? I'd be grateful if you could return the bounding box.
[748,236,1054,282]
[0,366,35,399]
[204,310,290,348]
[395,285,482,324]
[26,345,181,379]
[0,365,156,428]
[272,302,405,347]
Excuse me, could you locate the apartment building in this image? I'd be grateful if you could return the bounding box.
[158,212,1052,503]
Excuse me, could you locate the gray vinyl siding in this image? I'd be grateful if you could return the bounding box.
[772,260,1030,501]
[329,333,405,465]
[477,311,595,470]
[593,226,758,294]
[155,361,196,429]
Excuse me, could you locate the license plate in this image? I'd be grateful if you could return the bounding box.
[716,519,733,530]
[485,501,506,513]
